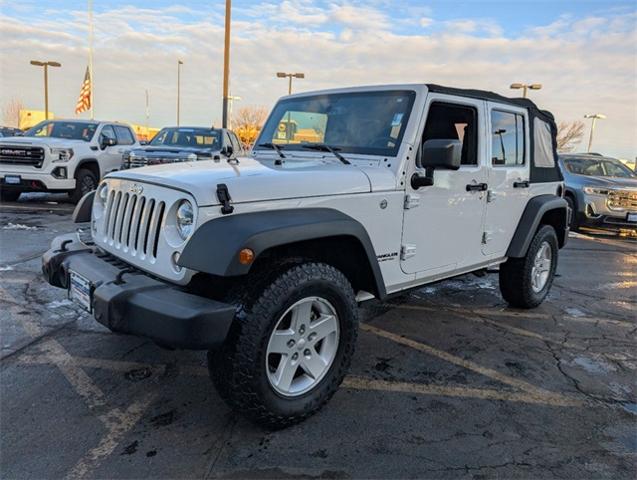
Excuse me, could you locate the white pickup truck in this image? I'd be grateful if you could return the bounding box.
[43,84,568,428]
[0,119,139,203]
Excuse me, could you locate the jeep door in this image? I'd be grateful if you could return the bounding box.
[401,95,488,276]
[482,103,530,256]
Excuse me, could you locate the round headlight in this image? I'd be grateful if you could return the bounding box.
[97,183,108,205]
[176,200,194,240]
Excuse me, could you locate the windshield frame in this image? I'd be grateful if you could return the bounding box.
[254,90,417,157]
[562,156,636,178]
[149,127,221,148]
[24,120,98,142]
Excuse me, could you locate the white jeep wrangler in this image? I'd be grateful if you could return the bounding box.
[0,119,139,203]
[42,84,568,428]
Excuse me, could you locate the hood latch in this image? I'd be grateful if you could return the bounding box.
[216,183,234,215]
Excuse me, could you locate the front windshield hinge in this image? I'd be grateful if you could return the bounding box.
[216,183,234,215]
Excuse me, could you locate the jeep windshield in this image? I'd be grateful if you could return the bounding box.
[563,157,635,178]
[254,90,416,157]
[24,121,98,142]
[150,128,221,149]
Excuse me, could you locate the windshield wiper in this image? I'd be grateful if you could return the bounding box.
[302,143,350,165]
[258,142,286,159]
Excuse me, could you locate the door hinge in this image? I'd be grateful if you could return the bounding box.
[482,232,492,244]
[487,189,495,203]
[404,193,420,209]
[400,244,417,260]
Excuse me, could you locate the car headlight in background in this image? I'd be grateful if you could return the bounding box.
[187,153,197,162]
[51,148,74,162]
[176,200,194,240]
[583,186,610,195]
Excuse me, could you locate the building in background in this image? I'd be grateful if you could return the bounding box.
[19,109,52,130]
[130,124,160,142]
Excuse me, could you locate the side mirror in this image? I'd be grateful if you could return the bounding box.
[100,137,117,149]
[421,139,462,170]
[222,145,234,157]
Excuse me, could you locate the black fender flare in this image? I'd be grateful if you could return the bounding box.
[178,208,386,297]
[75,158,101,179]
[506,194,568,258]
[73,190,95,223]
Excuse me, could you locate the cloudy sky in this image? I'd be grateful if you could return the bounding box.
[0,0,635,158]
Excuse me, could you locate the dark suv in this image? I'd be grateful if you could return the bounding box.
[123,126,244,169]
[559,154,637,231]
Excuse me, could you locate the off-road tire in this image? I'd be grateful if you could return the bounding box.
[0,189,21,202]
[208,262,358,429]
[565,195,578,231]
[69,168,98,204]
[499,225,559,309]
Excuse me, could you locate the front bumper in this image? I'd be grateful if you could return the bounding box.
[42,233,235,350]
[1,171,75,191]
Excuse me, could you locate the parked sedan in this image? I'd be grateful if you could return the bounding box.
[123,126,244,169]
[559,153,637,232]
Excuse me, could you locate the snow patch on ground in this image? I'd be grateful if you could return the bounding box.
[565,307,587,317]
[46,299,74,309]
[0,265,13,271]
[2,223,39,230]
[571,356,617,374]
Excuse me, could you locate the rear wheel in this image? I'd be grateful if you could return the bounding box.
[0,189,21,202]
[499,225,558,309]
[208,262,358,429]
[69,168,98,203]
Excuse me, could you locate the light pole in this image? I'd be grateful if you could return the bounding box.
[227,95,241,128]
[30,60,61,120]
[177,60,183,126]
[584,113,606,153]
[277,72,305,95]
[510,83,542,98]
[222,0,232,128]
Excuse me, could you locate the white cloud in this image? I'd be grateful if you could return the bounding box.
[419,17,433,28]
[0,6,635,159]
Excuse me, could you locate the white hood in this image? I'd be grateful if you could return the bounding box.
[0,136,88,148]
[108,156,374,206]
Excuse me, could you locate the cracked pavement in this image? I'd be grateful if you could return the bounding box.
[1,194,636,479]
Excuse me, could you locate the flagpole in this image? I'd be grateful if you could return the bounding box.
[88,0,94,119]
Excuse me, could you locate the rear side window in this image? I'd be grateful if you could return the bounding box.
[491,111,524,166]
[114,126,135,145]
[533,118,555,168]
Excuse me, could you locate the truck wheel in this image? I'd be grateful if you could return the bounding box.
[208,262,358,429]
[499,225,558,309]
[0,189,21,202]
[69,168,97,203]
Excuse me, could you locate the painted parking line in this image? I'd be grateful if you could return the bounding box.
[0,284,156,480]
[360,323,582,407]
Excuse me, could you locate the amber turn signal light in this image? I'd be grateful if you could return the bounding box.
[238,248,255,265]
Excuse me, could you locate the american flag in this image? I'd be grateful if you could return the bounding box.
[75,67,91,114]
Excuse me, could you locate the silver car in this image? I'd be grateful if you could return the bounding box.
[559,154,637,231]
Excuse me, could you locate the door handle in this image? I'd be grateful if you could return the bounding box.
[513,181,530,188]
[466,183,488,192]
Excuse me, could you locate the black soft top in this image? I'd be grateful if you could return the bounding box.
[426,84,561,183]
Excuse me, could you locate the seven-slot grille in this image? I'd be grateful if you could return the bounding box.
[608,189,637,211]
[0,146,45,168]
[102,189,166,260]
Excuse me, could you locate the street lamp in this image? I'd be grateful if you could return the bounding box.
[30,60,61,120]
[277,72,305,95]
[227,95,241,128]
[177,60,183,126]
[584,113,606,153]
[510,83,542,98]
[222,0,232,128]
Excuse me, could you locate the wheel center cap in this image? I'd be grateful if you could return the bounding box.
[297,338,306,350]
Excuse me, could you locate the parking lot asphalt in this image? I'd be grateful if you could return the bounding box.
[1,194,636,479]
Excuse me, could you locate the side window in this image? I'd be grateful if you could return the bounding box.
[421,102,478,166]
[230,132,242,155]
[114,126,135,145]
[100,125,116,144]
[491,111,525,166]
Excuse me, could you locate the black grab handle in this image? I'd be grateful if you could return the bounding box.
[466,183,488,192]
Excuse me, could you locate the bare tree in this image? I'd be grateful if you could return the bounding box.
[2,98,25,128]
[557,120,585,153]
[232,106,268,149]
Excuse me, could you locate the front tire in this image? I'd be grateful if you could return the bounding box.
[69,168,98,204]
[208,262,358,429]
[499,225,558,309]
